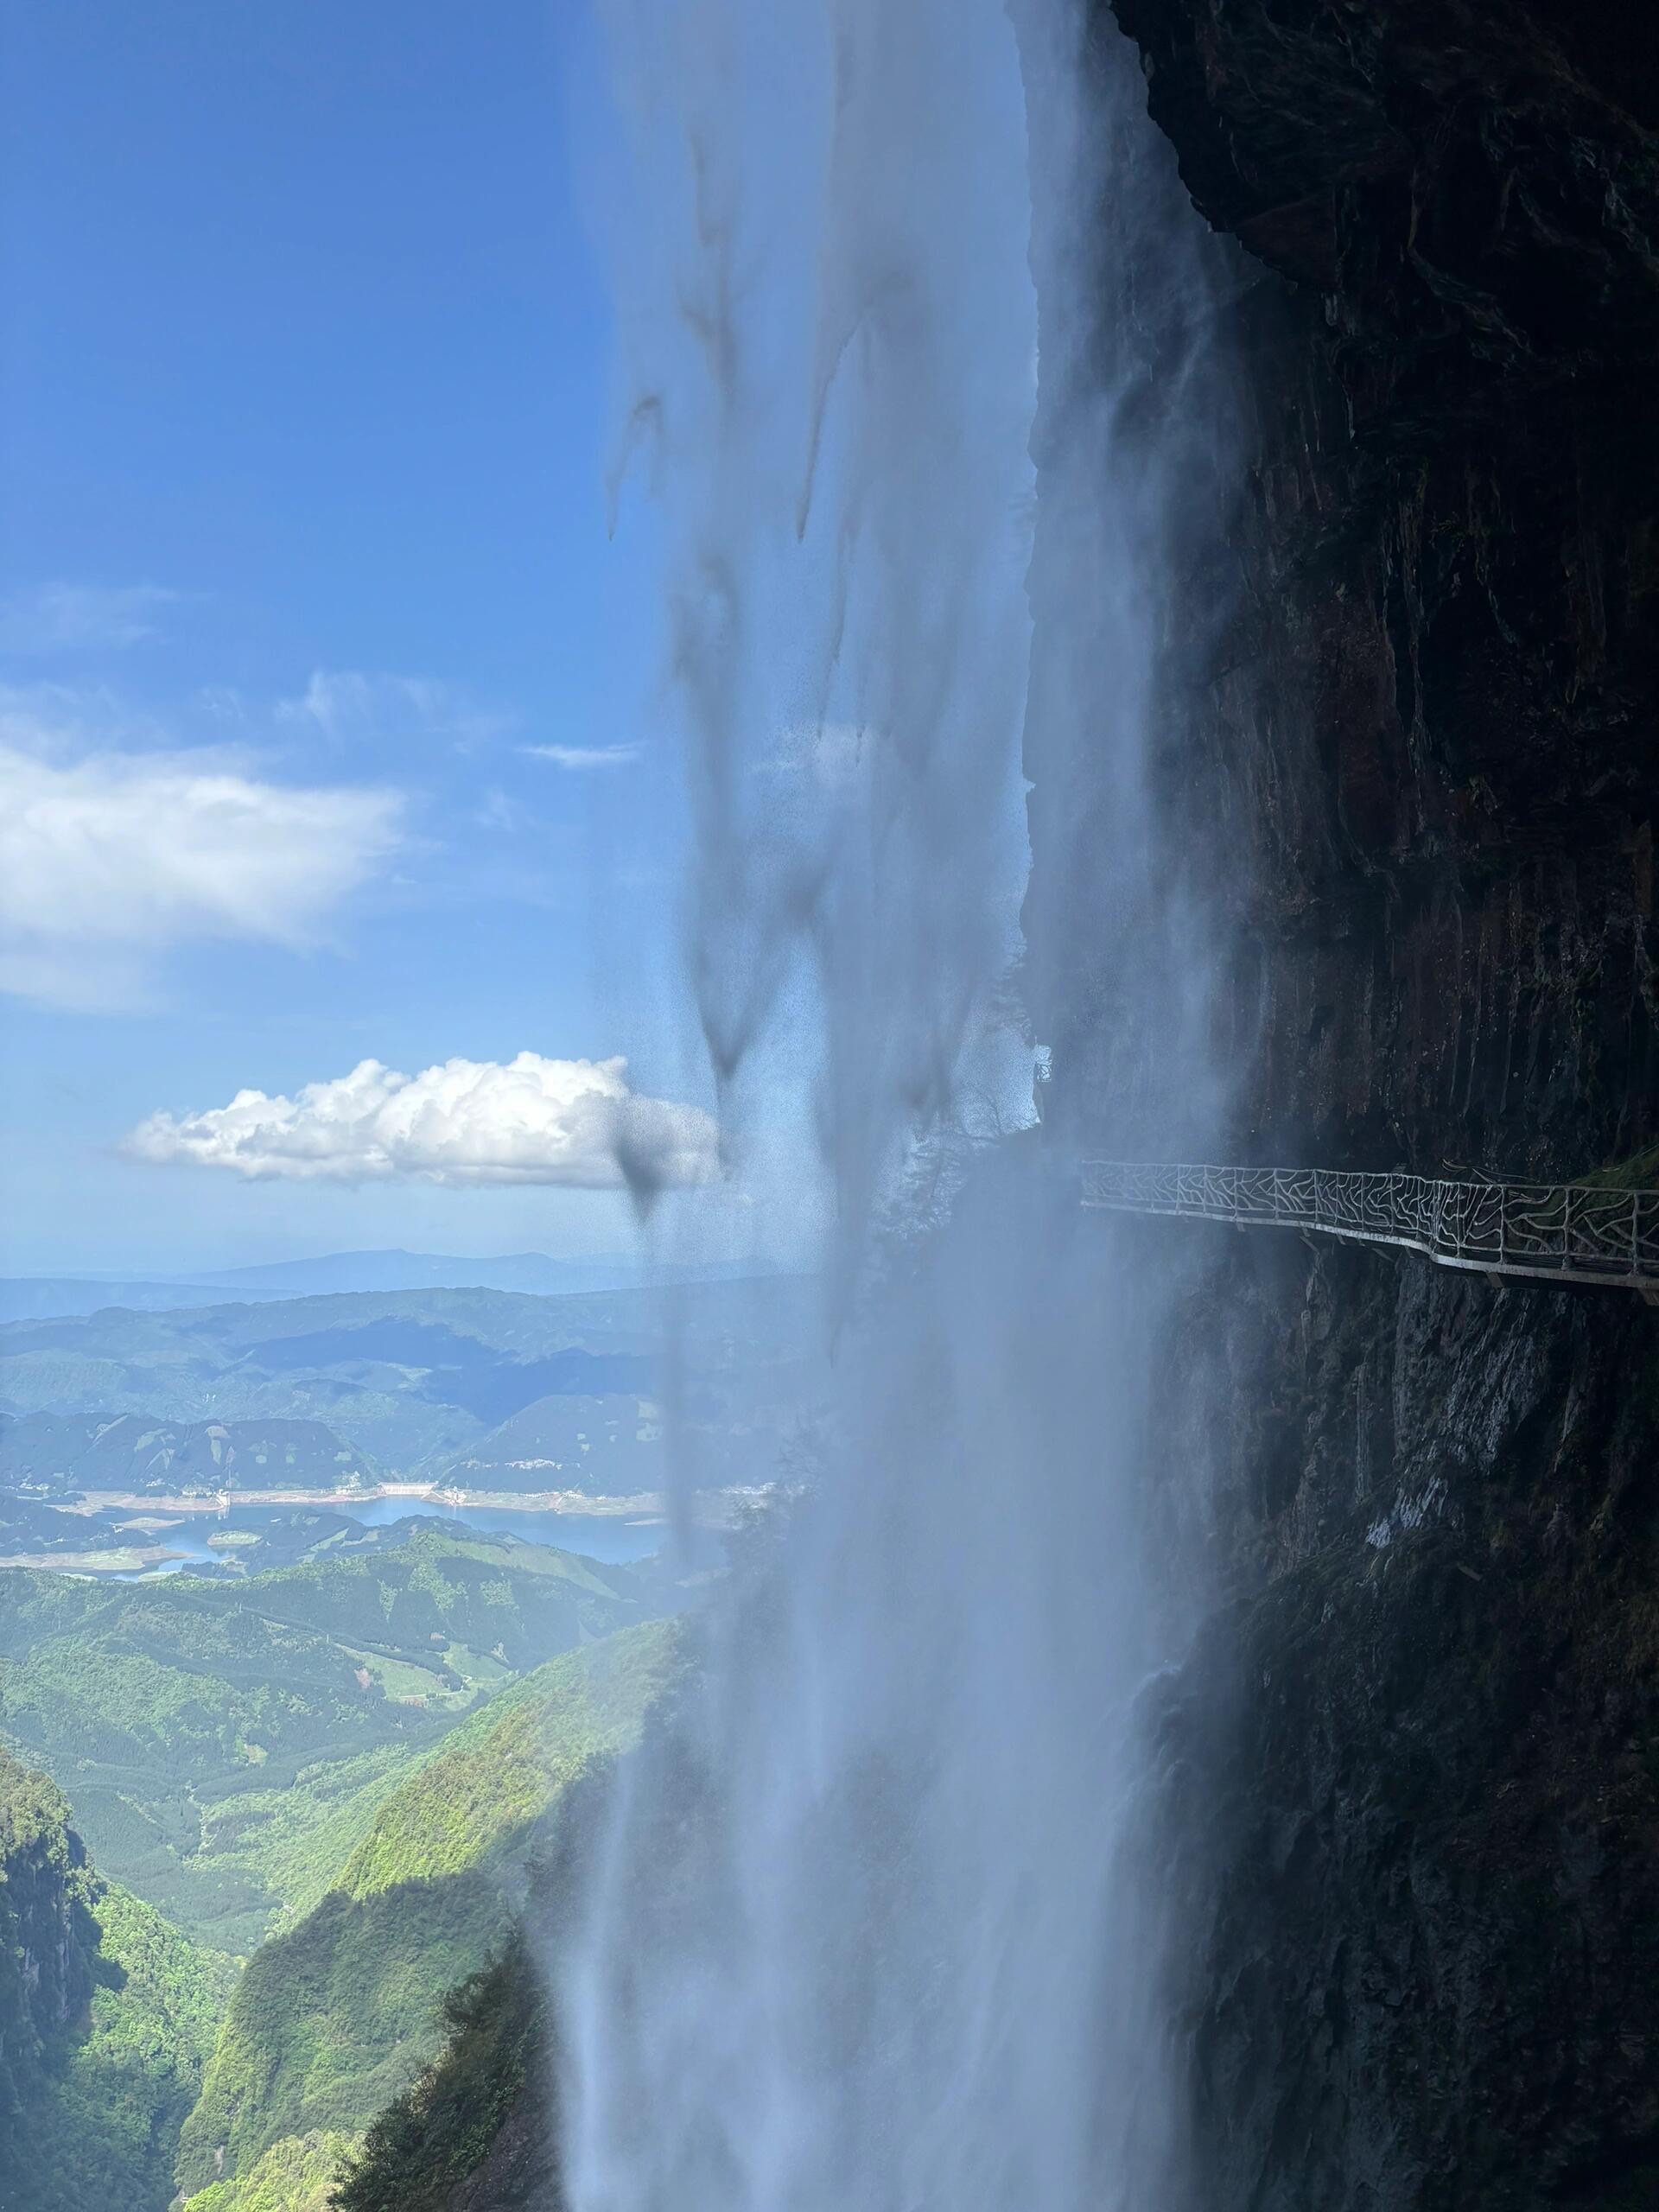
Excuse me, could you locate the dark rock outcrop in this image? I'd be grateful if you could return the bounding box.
[1046,6,1659,2207]
[1150,1229,1659,2211]
[1046,0,1659,1179]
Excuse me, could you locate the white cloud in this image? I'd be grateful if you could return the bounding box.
[0,583,180,654]
[124,1052,721,1198]
[519,741,643,771]
[279,670,512,748]
[0,721,402,1008]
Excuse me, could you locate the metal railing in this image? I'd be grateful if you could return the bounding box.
[1080,1161,1659,1292]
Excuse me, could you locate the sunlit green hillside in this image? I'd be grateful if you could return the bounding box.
[176,1620,680,2209]
[0,1523,658,1948]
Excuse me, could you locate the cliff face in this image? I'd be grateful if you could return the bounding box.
[1145,1233,1659,2212]
[0,1747,237,2212]
[1046,0,1659,1176]
[1053,5,1659,2206]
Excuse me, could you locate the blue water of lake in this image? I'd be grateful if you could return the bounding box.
[113,1495,666,1576]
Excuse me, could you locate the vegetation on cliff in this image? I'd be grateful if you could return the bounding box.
[329,1940,552,2212]
[175,1621,679,2208]
[0,1746,238,2212]
[0,1748,93,2140]
[181,2132,355,2212]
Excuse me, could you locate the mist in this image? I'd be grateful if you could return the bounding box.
[561,2,1240,2203]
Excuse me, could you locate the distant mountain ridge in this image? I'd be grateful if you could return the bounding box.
[0,1278,257,1322]
[0,1250,777,1320]
[0,1277,813,1494]
[193,1249,767,1296]
[0,1410,376,1497]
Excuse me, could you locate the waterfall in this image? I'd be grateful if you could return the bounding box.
[562,3,1239,2205]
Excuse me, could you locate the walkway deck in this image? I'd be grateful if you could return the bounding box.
[1080,1161,1659,1293]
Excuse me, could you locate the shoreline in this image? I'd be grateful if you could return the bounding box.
[63,1484,683,1520]
[0,1543,191,1574]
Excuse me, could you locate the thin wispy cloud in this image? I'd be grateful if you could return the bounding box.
[125,1051,719,1194]
[0,582,181,655]
[0,701,402,1010]
[519,741,644,771]
[278,669,513,749]
[474,785,527,833]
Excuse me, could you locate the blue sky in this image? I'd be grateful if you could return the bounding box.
[0,0,721,1273]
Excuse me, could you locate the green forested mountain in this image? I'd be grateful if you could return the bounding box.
[0,1409,378,1501]
[329,1938,553,2212]
[0,1749,92,2139]
[0,1289,650,1484]
[0,1277,810,1492]
[335,1642,723,2212]
[0,1746,238,2212]
[0,1525,658,1948]
[175,1621,679,2210]
[0,1278,754,2212]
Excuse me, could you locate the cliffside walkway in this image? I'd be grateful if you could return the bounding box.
[1080,1161,1659,1294]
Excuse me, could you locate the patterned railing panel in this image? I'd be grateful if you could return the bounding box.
[1079,1162,1659,1291]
